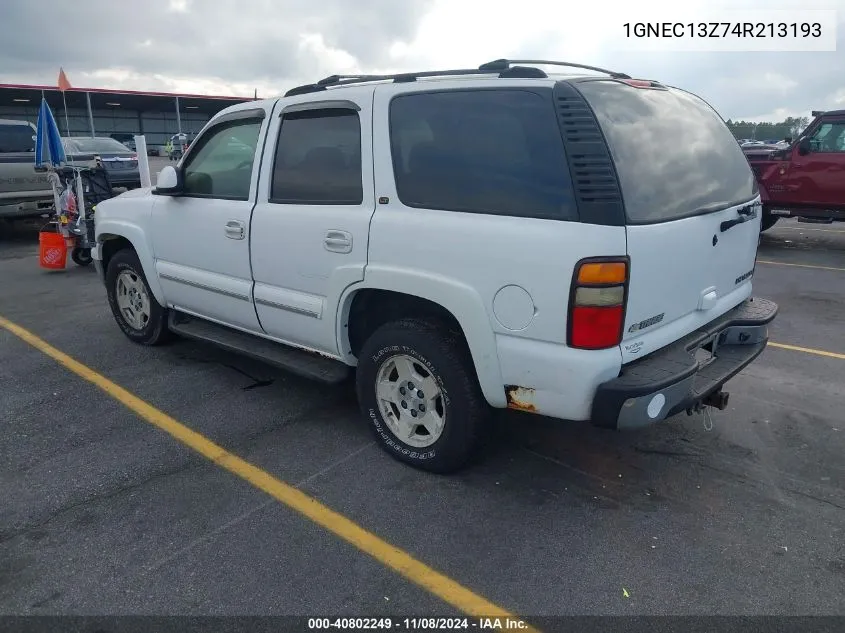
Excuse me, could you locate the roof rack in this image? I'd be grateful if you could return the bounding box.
[285,68,500,97]
[283,58,628,97]
[478,58,631,79]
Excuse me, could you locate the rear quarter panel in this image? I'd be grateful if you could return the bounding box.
[364,80,627,414]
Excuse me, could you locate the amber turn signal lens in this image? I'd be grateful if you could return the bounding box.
[576,262,627,285]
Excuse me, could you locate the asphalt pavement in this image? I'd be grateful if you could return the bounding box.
[0,217,843,618]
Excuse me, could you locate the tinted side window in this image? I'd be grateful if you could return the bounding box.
[182,119,261,200]
[0,124,35,153]
[271,109,363,205]
[809,121,845,152]
[389,90,577,220]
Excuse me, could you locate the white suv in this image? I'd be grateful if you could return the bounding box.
[92,59,778,473]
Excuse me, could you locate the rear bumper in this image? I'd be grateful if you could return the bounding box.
[591,297,778,430]
[108,170,141,187]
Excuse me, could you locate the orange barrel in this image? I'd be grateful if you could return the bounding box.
[39,228,68,270]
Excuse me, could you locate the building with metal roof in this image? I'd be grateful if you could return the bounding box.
[0,82,252,152]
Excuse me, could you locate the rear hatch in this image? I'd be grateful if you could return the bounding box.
[97,153,139,175]
[575,80,761,363]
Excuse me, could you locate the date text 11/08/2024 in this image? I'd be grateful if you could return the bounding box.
[623,22,822,38]
[307,617,531,630]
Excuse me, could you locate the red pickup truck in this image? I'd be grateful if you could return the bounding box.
[745,110,845,231]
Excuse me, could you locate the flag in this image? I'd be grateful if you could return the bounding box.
[58,68,72,92]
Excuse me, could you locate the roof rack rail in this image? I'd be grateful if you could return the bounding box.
[478,58,631,79]
[283,65,550,97]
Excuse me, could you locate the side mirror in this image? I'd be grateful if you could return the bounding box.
[154,165,183,196]
[797,137,811,156]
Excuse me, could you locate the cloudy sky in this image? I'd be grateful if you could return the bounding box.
[0,0,842,122]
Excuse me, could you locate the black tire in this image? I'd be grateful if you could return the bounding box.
[761,210,779,232]
[356,319,489,473]
[105,248,170,345]
[71,247,93,266]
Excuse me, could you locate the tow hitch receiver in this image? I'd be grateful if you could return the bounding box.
[703,390,730,410]
[687,390,730,415]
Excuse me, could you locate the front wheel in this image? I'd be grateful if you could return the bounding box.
[105,249,170,345]
[356,319,489,473]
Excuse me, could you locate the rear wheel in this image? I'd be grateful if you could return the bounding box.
[760,209,779,232]
[105,249,170,345]
[356,319,489,473]
[71,247,92,266]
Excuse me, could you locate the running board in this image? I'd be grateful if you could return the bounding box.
[167,312,352,384]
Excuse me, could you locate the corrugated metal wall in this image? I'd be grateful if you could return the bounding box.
[0,104,214,149]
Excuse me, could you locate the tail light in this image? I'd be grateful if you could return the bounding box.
[568,258,629,350]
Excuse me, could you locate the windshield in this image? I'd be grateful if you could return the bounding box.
[576,80,757,224]
[64,137,132,154]
[0,123,34,153]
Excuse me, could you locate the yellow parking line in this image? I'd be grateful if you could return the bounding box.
[756,259,845,273]
[0,314,535,628]
[769,341,845,361]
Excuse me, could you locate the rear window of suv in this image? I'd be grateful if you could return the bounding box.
[575,80,758,224]
[389,89,578,220]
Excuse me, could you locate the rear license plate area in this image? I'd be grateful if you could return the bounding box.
[693,333,722,367]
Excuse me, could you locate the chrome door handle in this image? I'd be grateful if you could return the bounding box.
[324,230,352,253]
[225,220,245,240]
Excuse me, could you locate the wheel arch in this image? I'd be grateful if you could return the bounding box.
[97,222,165,305]
[336,271,506,408]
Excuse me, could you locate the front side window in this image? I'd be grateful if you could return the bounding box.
[270,108,363,205]
[388,89,577,220]
[182,119,262,200]
[808,122,845,153]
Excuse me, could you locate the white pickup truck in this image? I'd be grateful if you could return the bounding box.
[93,60,778,473]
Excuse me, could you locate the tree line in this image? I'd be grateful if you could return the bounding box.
[725,116,810,142]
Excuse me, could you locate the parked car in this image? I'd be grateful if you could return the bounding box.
[742,143,782,159]
[62,136,141,190]
[0,118,55,221]
[110,133,137,152]
[92,60,778,473]
[745,110,845,231]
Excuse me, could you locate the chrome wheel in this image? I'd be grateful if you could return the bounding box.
[115,270,151,331]
[375,354,446,448]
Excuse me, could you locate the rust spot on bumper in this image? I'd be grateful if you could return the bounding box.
[505,385,537,412]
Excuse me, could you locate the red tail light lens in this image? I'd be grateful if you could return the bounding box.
[568,258,629,350]
[571,306,625,349]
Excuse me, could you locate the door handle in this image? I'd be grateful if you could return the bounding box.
[324,230,352,253]
[225,220,245,240]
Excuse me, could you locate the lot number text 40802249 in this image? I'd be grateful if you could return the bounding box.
[307,617,530,630]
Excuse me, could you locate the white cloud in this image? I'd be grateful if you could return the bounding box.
[167,0,191,13]
[1,0,843,120]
